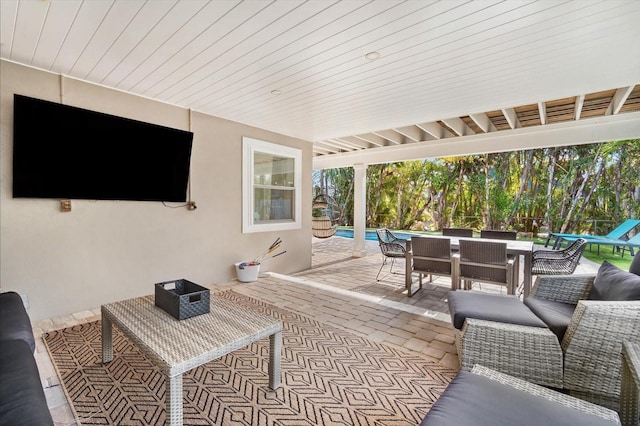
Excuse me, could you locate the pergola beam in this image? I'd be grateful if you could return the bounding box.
[373,129,404,145]
[538,102,547,125]
[441,117,474,136]
[354,133,386,147]
[416,121,453,139]
[502,108,521,129]
[468,113,497,133]
[313,111,640,169]
[606,86,634,115]
[393,125,422,142]
[575,95,585,120]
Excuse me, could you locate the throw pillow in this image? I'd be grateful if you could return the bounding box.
[588,261,640,301]
[630,253,640,276]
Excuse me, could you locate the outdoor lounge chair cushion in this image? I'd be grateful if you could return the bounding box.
[420,369,619,426]
[629,253,640,275]
[523,298,575,341]
[448,291,547,330]
[588,261,640,301]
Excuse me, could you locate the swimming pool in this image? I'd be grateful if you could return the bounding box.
[334,229,417,241]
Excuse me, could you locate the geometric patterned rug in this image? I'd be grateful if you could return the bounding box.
[44,290,456,425]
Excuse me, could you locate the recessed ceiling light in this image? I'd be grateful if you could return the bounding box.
[365,51,380,61]
[271,89,281,96]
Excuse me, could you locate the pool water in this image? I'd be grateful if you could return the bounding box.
[334,229,417,241]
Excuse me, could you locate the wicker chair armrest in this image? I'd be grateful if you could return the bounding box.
[563,301,640,406]
[532,249,569,260]
[457,318,563,388]
[621,342,640,426]
[530,274,595,304]
[471,365,621,425]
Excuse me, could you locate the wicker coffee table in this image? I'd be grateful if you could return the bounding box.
[101,294,282,426]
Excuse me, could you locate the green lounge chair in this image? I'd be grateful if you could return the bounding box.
[545,219,640,249]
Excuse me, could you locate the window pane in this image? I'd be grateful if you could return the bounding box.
[253,152,295,187]
[254,188,294,221]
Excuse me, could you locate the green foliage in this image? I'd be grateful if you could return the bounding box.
[313,140,640,234]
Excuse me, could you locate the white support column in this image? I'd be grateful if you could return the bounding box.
[352,163,368,257]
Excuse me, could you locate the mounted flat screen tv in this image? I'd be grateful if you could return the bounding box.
[12,94,194,202]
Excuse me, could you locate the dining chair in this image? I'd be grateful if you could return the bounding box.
[531,238,588,275]
[375,228,407,281]
[410,237,456,294]
[455,239,517,294]
[442,228,473,238]
[480,230,517,240]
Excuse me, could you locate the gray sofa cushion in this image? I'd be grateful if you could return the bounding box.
[0,291,35,352]
[448,291,547,330]
[589,261,640,301]
[629,252,640,275]
[421,370,618,426]
[0,339,54,426]
[523,298,576,342]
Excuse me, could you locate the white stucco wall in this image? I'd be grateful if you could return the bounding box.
[0,60,313,320]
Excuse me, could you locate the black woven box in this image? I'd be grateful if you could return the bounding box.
[154,279,210,320]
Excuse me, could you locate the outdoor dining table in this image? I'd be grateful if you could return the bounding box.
[404,235,535,297]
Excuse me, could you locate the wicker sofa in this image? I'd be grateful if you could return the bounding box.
[449,255,640,411]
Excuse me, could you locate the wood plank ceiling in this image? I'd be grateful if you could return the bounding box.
[2,0,639,163]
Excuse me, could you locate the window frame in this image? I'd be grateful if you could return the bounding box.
[242,137,302,233]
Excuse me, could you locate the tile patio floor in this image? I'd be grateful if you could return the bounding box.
[31,236,600,425]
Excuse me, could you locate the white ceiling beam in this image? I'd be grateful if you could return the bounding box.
[338,136,370,149]
[502,108,521,129]
[372,129,404,145]
[606,86,634,115]
[468,113,497,133]
[313,112,640,169]
[321,139,357,151]
[416,122,453,140]
[313,146,333,155]
[393,125,422,142]
[441,117,474,136]
[332,138,367,150]
[538,102,547,125]
[354,133,386,147]
[313,142,342,154]
[574,95,585,120]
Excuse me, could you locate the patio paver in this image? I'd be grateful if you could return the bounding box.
[31,234,600,425]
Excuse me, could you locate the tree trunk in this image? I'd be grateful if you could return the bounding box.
[543,148,557,232]
[483,155,491,228]
[505,150,534,228]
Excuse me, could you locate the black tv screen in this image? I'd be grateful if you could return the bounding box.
[13,94,194,202]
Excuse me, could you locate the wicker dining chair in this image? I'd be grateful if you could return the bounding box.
[455,239,517,294]
[480,229,518,240]
[531,238,588,275]
[375,228,407,281]
[410,237,455,293]
[442,228,473,238]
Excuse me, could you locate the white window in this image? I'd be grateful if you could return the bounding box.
[242,137,302,233]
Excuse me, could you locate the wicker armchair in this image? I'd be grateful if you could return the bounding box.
[531,238,588,275]
[375,229,407,281]
[452,274,640,410]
